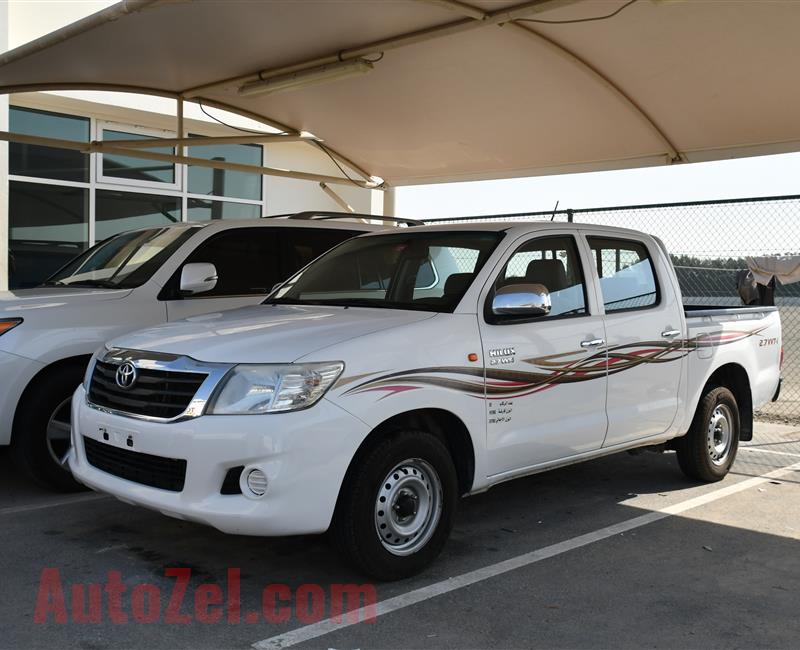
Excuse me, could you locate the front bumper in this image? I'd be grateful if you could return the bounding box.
[69,385,370,536]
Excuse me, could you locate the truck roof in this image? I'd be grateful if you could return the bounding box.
[357,219,657,240]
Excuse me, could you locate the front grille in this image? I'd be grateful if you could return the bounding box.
[83,436,187,492]
[88,360,207,419]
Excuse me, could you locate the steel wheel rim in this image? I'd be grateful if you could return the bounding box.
[375,458,443,557]
[707,403,734,466]
[46,397,73,466]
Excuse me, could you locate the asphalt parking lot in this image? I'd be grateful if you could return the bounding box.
[2,422,798,650]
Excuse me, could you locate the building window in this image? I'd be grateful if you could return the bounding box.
[98,123,178,188]
[187,139,262,200]
[7,107,269,289]
[187,198,261,221]
[9,181,89,289]
[9,106,89,182]
[95,190,181,241]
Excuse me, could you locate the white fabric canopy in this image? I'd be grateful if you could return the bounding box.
[1,0,800,186]
[747,256,800,287]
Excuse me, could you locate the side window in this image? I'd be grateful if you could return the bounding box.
[587,237,658,312]
[183,228,279,297]
[493,235,587,319]
[279,228,360,278]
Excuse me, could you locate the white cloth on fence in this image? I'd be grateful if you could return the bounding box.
[746,255,800,286]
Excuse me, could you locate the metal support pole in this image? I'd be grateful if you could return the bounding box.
[0,131,376,188]
[382,186,396,217]
[0,3,8,292]
[319,182,355,213]
[176,96,184,158]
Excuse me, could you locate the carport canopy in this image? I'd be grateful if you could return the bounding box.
[1,0,800,190]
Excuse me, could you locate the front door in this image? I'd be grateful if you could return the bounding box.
[478,233,608,477]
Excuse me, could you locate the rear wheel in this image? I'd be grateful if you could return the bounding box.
[676,386,740,482]
[331,430,458,581]
[11,364,86,492]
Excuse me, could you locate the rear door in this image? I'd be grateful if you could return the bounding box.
[583,232,684,446]
[164,226,359,320]
[478,232,608,476]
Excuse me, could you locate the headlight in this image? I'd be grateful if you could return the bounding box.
[207,362,344,415]
[0,318,22,336]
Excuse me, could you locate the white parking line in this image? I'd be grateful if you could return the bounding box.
[254,460,800,650]
[0,493,107,516]
[740,447,800,459]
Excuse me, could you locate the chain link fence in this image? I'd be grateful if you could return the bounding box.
[427,194,800,421]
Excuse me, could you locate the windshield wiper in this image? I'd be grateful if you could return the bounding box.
[263,297,310,305]
[48,279,121,289]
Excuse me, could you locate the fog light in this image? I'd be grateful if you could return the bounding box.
[245,468,268,497]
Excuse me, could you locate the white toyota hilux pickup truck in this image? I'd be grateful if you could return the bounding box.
[1,213,393,490]
[69,222,782,580]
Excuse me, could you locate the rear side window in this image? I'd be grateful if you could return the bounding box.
[588,237,658,312]
[492,235,587,319]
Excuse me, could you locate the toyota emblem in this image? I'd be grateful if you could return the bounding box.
[115,361,138,390]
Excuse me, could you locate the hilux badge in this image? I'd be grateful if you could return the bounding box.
[115,362,138,390]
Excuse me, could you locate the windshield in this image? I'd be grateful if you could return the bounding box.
[44,226,199,289]
[268,231,503,312]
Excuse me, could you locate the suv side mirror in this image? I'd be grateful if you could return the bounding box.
[179,262,218,296]
[492,283,551,317]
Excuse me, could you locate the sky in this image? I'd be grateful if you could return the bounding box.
[396,151,800,220]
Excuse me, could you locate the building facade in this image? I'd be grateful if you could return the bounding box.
[0,1,375,291]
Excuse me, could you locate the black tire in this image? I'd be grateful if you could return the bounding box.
[331,430,458,581]
[676,386,740,482]
[11,363,87,492]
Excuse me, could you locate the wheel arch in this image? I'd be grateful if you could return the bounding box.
[337,408,476,504]
[701,363,753,442]
[11,354,92,443]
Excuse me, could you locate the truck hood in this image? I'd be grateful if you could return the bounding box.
[0,287,132,316]
[109,304,437,363]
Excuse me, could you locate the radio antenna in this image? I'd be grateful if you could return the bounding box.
[550,200,560,221]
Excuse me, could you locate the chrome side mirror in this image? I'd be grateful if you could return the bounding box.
[179,262,218,296]
[492,283,551,317]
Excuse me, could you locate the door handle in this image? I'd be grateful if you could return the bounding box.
[661,329,681,338]
[580,338,605,348]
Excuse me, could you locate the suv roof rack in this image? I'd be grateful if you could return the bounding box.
[266,211,422,227]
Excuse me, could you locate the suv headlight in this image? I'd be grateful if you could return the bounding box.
[207,362,344,415]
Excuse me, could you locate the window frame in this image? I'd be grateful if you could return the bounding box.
[483,234,590,326]
[96,120,182,191]
[185,133,264,203]
[9,105,91,183]
[586,235,662,315]
[93,187,183,243]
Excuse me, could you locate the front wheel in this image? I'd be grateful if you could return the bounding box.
[676,386,740,482]
[11,364,86,492]
[331,430,458,581]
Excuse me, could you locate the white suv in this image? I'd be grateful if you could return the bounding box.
[0,213,409,490]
